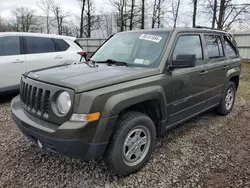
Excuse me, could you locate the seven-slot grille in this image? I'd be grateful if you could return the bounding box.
[20,79,50,118]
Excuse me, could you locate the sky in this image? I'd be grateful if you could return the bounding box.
[0,0,248,29]
[0,0,112,19]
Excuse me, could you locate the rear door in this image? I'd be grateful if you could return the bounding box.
[0,36,26,91]
[24,36,67,72]
[202,34,228,107]
[166,33,208,125]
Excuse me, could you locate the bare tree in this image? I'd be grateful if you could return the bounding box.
[86,0,92,37]
[121,0,126,31]
[203,0,250,29]
[78,0,86,38]
[152,0,158,28]
[157,0,162,28]
[129,0,144,30]
[141,0,145,29]
[11,7,37,32]
[151,0,166,28]
[171,0,181,28]
[83,0,102,37]
[0,17,11,32]
[212,0,217,28]
[219,3,250,29]
[76,0,102,38]
[238,14,250,31]
[130,0,135,30]
[0,17,7,32]
[52,5,69,35]
[109,0,127,31]
[202,0,217,28]
[152,0,161,28]
[217,0,226,29]
[192,0,198,27]
[109,0,143,31]
[37,0,54,33]
[102,13,113,37]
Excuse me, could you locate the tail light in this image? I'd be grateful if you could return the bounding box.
[78,51,88,62]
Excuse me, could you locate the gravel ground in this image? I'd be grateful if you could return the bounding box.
[0,95,250,188]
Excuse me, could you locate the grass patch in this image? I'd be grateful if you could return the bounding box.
[238,81,250,101]
[238,62,250,101]
[242,62,250,69]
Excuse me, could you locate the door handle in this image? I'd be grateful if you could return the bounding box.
[199,70,208,75]
[222,65,229,70]
[55,55,63,59]
[12,59,24,63]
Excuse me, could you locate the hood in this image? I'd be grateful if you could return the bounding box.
[26,64,160,93]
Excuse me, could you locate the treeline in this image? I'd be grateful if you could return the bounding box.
[0,0,250,37]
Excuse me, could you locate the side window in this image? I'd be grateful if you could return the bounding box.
[205,35,224,59]
[172,35,203,61]
[224,36,237,57]
[53,39,70,51]
[0,36,20,56]
[25,37,55,54]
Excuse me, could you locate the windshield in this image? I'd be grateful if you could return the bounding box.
[91,31,170,68]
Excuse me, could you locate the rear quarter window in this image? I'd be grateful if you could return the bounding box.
[224,36,238,57]
[53,39,70,51]
[74,40,83,49]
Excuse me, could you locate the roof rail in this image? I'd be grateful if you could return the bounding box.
[194,26,225,31]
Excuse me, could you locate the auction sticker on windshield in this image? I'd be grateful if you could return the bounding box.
[139,34,162,43]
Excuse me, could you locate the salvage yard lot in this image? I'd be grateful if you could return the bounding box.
[0,64,250,188]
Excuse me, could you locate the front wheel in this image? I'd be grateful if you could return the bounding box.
[104,111,156,176]
[216,81,236,115]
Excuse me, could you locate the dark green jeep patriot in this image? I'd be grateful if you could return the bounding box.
[11,27,241,175]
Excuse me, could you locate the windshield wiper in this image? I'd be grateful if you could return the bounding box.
[96,59,128,67]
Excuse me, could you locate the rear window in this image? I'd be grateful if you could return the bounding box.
[0,36,21,56]
[53,39,70,51]
[25,37,56,54]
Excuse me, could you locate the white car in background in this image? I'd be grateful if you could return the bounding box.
[0,32,83,93]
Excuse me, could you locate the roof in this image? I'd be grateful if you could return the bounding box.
[119,27,228,34]
[174,27,227,33]
[0,32,76,41]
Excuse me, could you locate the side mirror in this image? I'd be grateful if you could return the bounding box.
[78,51,88,62]
[170,54,196,69]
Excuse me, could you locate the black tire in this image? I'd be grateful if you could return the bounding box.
[216,81,236,115]
[103,111,156,176]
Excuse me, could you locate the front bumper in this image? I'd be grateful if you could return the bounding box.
[11,96,117,160]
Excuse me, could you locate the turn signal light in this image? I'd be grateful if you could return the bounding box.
[70,112,100,122]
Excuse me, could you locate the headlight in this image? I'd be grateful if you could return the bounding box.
[56,91,71,115]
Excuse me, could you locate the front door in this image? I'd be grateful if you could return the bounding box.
[165,34,207,126]
[0,36,26,91]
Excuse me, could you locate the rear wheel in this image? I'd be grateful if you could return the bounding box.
[104,111,156,176]
[216,81,236,115]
